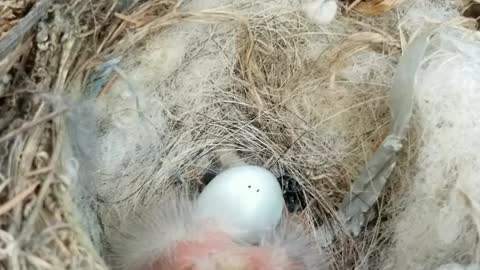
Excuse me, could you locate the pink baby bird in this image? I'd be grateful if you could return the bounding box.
[116,166,328,270]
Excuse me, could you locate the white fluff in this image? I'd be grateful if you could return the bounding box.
[383,6,480,270]
[437,264,480,270]
[302,0,337,25]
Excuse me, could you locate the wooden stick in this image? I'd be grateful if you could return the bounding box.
[0,0,53,60]
[0,181,40,216]
[0,108,67,144]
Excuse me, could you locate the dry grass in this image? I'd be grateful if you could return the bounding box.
[0,1,176,269]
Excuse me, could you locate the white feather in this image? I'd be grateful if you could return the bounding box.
[302,0,337,25]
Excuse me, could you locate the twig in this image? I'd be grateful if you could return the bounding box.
[0,174,10,194]
[19,117,64,243]
[0,0,53,60]
[347,0,363,11]
[0,108,67,144]
[25,254,54,269]
[114,12,141,25]
[0,110,15,130]
[0,181,40,217]
[24,166,53,177]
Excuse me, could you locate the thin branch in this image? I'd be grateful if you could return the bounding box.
[0,181,40,216]
[0,108,67,144]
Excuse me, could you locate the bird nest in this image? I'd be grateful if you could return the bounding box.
[0,0,478,270]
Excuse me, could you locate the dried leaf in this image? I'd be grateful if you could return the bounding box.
[354,0,406,15]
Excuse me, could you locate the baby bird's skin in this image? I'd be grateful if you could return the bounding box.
[148,230,305,270]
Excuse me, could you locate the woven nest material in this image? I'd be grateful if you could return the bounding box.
[0,0,478,270]
[0,1,175,268]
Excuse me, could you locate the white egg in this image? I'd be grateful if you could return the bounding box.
[195,165,285,243]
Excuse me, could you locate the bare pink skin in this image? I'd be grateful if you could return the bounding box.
[146,230,304,270]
